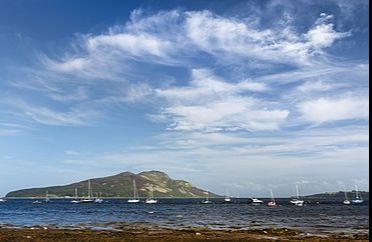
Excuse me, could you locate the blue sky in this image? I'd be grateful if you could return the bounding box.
[0,0,369,197]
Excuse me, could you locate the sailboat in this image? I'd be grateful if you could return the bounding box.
[70,188,81,204]
[145,185,158,204]
[267,189,277,207]
[80,180,94,203]
[290,185,304,206]
[0,198,6,203]
[351,185,364,204]
[343,190,351,205]
[223,189,232,203]
[128,179,140,203]
[201,192,212,204]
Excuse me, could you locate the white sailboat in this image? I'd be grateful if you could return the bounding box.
[80,180,94,203]
[267,189,277,207]
[223,189,232,203]
[351,185,364,204]
[201,192,212,204]
[343,190,351,205]
[145,185,158,204]
[290,185,304,206]
[128,179,140,203]
[70,188,81,204]
[0,198,6,203]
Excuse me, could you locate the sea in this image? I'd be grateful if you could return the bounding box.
[0,198,369,236]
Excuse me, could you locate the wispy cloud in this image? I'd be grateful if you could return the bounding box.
[2,8,367,132]
[41,10,349,80]
[297,96,369,124]
[153,69,287,131]
[8,100,99,126]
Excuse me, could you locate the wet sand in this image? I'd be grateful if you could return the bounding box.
[0,227,368,242]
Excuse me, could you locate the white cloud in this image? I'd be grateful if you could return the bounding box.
[296,80,334,93]
[11,101,98,126]
[306,14,350,49]
[65,150,80,155]
[298,96,369,123]
[156,69,267,103]
[42,10,349,79]
[162,98,289,131]
[154,69,287,131]
[86,33,172,58]
[186,11,349,65]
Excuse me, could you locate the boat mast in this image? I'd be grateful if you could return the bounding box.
[75,188,78,199]
[133,180,138,199]
[296,185,301,199]
[148,184,154,199]
[87,180,92,199]
[355,185,361,199]
[344,190,349,200]
[270,189,275,203]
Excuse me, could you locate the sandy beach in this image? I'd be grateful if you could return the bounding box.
[0,227,368,242]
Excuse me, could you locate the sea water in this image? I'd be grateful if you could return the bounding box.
[0,198,369,235]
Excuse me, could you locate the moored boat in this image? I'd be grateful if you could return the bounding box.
[70,188,81,204]
[145,185,158,204]
[251,198,263,205]
[128,179,140,203]
[290,185,304,206]
[267,189,277,207]
[343,190,351,205]
[80,180,94,203]
[351,185,364,204]
[201,192,212,204]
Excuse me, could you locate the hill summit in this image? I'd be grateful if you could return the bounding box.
[6,171,217,198]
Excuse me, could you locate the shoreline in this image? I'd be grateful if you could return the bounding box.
[0,226,368,241]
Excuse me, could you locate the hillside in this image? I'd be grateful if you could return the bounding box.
[305,191,369,200]
[6,171,218,198]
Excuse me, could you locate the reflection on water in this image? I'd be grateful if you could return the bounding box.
[0,198,369,235]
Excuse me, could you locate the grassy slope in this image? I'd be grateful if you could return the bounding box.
[6,171,218,198]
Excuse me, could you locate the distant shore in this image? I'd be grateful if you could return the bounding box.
[0,227,368,241]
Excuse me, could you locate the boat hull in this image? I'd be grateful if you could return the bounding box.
[267,202,277,207]
[290,200,304,206]
[145,199,158,204]
[127,199,141,203]
[351,199,364,204]
[80,199,94,203]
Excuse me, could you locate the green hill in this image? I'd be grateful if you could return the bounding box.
[6,171,218,198]
[305,191,369,200]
